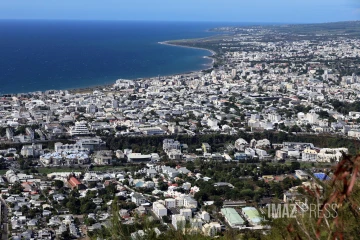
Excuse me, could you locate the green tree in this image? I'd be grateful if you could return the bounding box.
[66,198,81,214]
[9,182,24,194]
[54,180,64,189]
[80,201,97,214]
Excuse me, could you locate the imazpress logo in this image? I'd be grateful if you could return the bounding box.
[267,202,338,219]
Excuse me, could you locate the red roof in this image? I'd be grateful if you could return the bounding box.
[22,181,33,184]
[68,177,81,187]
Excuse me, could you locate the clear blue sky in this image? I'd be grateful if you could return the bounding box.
[0,0,359,23]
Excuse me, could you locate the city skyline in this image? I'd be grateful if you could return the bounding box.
[0,0,359,23]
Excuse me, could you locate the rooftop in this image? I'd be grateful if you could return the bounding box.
[221,208,245,226]
[242,207,262,224]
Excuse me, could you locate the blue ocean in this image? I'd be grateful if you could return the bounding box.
[0,20,234,94]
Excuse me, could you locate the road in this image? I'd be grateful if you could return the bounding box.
[0,197,8,240]
[123,185,159,199]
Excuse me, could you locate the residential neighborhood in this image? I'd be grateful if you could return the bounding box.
[0,22,359,239]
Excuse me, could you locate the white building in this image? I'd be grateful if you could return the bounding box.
[317,148,348,162]
[54,142,86,152]
[152,202,167,218]
[306,111,319,124]
[164,199,176,208]
[40,149,90,166]
[139,127,165,135]
[302,148,318,162]
[163,139,181,153]
[94,150,113,165]
[175,196,184,207]
[256,139,270,148]
[207,118,219,130]
[245,148,256,158]
[201,211,210,222]
[349,112,360,118]
[70,121,91,136]
[172,214,186,230]
[86,104,97,114]
[183,196,197,208]
[202,222,221,237]
[182,182,191,191]
[348,129,360,138]
[180,208,192,220]
[295,170,309,180]
[21,144,43,157]
[234,138,249,151]
[127,153,152,163]
[190,218,203,229]
[255,148,269,159]
[167,149,182,160]
[161,166,179,179]
[268,113,281,123]
[6,170,19,183]
[131,193,147,206]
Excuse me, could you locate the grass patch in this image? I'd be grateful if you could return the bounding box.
[91,166,126,172]
[37,167,84,174]
[36,165,126,174]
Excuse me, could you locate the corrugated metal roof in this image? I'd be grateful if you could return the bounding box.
[221,208,245,226]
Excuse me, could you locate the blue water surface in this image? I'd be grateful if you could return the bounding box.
[0,20,247,93]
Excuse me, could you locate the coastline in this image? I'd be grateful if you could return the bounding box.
[69,44,215,94]
[158,41,216,56]
[1,41,216,96]
[64,42,216,93]
[159,41,216,72]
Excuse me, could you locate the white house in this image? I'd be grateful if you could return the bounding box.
[348,129,360,138]
[317,148,348,162]
[202,222,221,237]
[131,193,147,206]
[302,148,318,162]
[306,111,319,124]
[234,138,249,151]
[180,208,192,220]
[172,214,186,230]
[201,211,210,222]
[183,196,198,208]
[295,170,309,180]
[152,202,167,218]
[164,198,176,208]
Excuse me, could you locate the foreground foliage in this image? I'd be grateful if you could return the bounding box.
[265,153,360,240]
